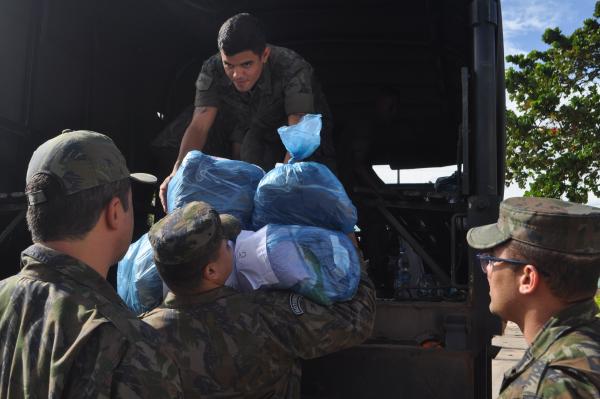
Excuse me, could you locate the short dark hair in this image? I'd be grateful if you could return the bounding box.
[217,13,266,56]
[155,229,223,292]
[26,174,130,242]
[506,240,600,301]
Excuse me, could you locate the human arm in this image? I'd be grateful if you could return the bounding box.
[280,49,317,164]
[264,268,376,360]
[159,106,217,212]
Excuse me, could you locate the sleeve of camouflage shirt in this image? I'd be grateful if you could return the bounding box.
[263,272,376,360]
[62,321,183,398]
[194,56,221,108]
[282,57,316,116]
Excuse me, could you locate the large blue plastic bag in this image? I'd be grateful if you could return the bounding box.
[252,162,357,233]
[117,233,163,314]
[167,150,264,228]
[231,225,361,305]
[277,113,321,161]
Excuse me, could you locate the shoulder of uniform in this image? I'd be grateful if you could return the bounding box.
[0,274,25,292]
[268,45,309,68]
[539,366,600,398]
[545,327,600,360]
[200,53,224,76]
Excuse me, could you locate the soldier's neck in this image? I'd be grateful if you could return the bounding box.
[519,296,569,345]
[41,238,111,279]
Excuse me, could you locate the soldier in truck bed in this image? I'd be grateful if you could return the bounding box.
[159,12,335,211]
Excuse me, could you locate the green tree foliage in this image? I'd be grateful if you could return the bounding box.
[505,1,600,203]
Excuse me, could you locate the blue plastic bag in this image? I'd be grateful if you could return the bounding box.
[252,162,357,233]
[277,113,322,161]
[167,151,264,228]
[117,233,163,314]
[232,225,360,305]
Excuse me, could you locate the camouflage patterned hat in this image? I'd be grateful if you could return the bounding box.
[467,197,600,254]
[25,130,156,205]
[149,201,242,265]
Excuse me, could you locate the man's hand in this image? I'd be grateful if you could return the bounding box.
[161,106,218,212]
[159,174,173,213]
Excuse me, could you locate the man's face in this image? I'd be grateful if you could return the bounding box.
[220,48,269,93]
[485,245,523,321]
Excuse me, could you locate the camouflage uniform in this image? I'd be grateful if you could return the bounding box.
[467,197,600,398]
[0,245,183,398]
[195,45,335,171]
[142,201,375,398]
[0,130,182,398]
[498,299,600,398]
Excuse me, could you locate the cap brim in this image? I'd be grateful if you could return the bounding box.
[130,172,158,185]
[466,222,511,250]
[219,214,242,241]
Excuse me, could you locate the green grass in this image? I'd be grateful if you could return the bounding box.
[596,290,600,308]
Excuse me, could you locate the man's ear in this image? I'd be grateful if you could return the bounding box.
[104,197,122,231]
[203,262,219,283]
[261,46,271,63]
[518,264,541,295]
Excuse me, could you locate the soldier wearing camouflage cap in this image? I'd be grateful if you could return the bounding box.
[467,197,600,398]
[143,201,375,398]
[0,130,183,398]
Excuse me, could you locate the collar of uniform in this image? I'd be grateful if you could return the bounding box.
[502,299,599,383]
[255,58,272,96]
[20,243,127,307]
[163,285,238,308]
[529,299,599,358]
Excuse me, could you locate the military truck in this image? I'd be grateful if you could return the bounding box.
[0,0,506,397]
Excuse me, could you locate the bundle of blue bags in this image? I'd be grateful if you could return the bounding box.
[118,114,360,312]
[166,152,265,227]
[116,233,162,315]
[118,153,264,313]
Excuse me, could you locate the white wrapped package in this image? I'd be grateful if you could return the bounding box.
[228,225,360,305]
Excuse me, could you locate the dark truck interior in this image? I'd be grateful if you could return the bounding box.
[1,0,506,397]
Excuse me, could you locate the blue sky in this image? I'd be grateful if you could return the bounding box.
[503,0,597,57]
[376,0,599,206]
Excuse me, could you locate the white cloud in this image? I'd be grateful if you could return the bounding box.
[502,0,567,37]
[502,0,575,57]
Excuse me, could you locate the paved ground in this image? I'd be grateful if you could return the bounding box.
[491,322,528,397]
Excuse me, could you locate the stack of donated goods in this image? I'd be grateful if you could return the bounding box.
[117,153,264,314]
[117,114,360,313]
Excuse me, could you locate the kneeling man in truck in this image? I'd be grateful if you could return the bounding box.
[159,12,336,211]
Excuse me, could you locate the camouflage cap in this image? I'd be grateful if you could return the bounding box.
[467,197,600,254]
[25,130,156,205]
[149,201,241,265]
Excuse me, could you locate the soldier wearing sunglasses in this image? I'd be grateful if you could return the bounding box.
[467,197,600,399]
